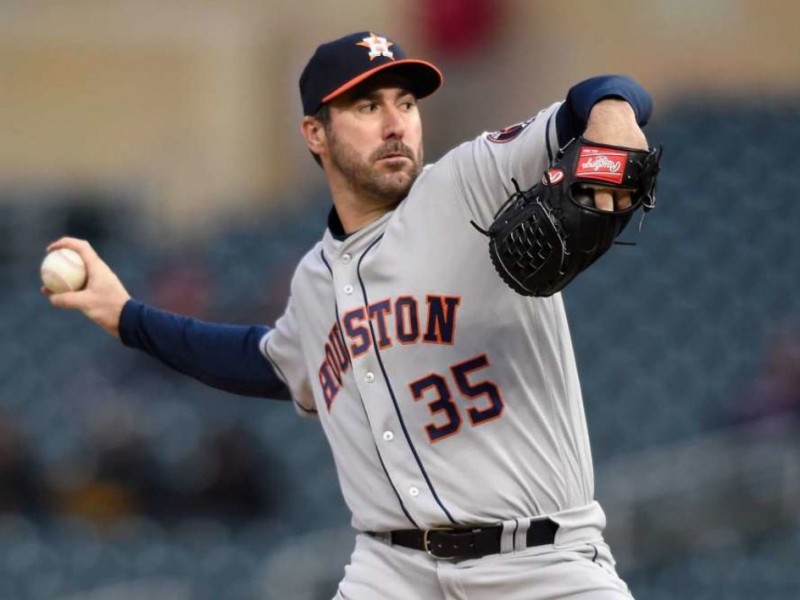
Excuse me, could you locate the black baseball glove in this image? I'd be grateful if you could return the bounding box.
[481,137,661,297]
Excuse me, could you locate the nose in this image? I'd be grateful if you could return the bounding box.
[382,105,406,140]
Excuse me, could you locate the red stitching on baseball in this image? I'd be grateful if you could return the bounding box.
[41,268,72,292]
[58,249,84,269]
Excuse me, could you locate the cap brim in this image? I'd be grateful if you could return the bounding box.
[321,59,443,105]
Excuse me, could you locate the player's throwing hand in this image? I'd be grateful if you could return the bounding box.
[42,237,131,338]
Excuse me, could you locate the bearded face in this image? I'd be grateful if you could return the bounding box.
[318,78,425,207]
[326,127,423,204]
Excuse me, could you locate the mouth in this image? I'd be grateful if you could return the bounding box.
[374,142,414,163]
[377,153,411,163]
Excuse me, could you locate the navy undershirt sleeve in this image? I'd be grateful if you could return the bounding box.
[119,299,291,400]
[555,74,653,148]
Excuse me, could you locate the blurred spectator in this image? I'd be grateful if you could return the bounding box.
[257,263,295,324]
[148,253,214,319]
[172,425,285,525]
[51,399,284,529]
[0,411,50,519]
[55,397,173,527]
[419,0,502,57]
[732,328,800,436]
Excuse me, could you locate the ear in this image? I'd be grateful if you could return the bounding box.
[301,116,327,157]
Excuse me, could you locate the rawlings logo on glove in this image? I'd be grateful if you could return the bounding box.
[575,147,627,183]
[480,137,661,297]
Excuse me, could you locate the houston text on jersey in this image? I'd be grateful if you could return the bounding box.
[319,294,461,408]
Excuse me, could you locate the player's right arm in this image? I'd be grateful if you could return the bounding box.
[44,237,290,400]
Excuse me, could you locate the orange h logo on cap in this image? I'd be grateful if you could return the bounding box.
[357,33,395,61]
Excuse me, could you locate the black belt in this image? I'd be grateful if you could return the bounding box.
[381,518,558,560]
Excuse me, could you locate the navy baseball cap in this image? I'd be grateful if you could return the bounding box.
[300,31,443,116]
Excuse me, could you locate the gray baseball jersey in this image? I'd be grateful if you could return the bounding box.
[262,101,603,536]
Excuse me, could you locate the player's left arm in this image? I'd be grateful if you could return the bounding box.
[556,74,653,148]
[484,79,661,297]
[559,75,652,211]
[449,74,653,225]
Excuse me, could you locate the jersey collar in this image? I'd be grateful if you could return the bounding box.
[327,207,351,241]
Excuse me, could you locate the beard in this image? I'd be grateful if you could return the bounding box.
[327,131,423,205]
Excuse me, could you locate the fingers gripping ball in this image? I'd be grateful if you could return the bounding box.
[40,248,87,293]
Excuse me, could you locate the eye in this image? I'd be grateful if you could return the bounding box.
[399,98,417,111]
[358,102,378,114]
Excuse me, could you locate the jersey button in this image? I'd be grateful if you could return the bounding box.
[382,431,394,441]
[409,487,420,497]
[342,253,352,264]
[364,372,375,383]
[343,284,354,294]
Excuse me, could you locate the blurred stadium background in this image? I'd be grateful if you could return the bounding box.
[1,1,799,598]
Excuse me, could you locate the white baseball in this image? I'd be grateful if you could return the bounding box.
[41,248,87,293]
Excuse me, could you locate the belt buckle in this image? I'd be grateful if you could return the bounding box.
[423,528,456,559]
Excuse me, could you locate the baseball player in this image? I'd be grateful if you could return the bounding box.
[46,31,655,599]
